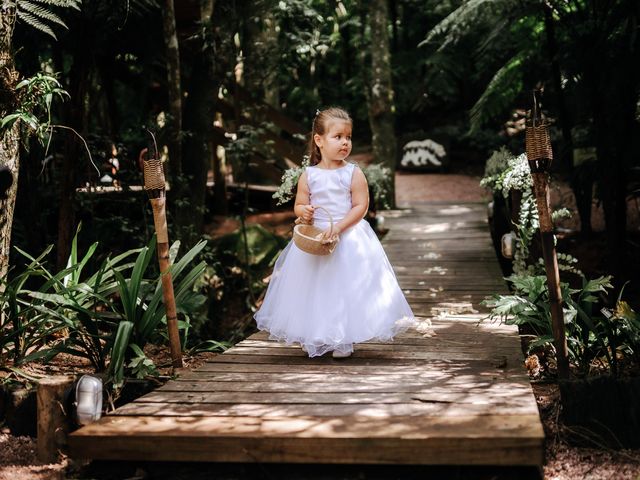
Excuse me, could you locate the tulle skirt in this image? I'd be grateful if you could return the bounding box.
[254,219,416,357]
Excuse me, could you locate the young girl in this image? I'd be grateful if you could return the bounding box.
[254,107,415,358]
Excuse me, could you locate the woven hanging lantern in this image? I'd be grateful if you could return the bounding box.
[525,90,553,173]
[143,158,166,192]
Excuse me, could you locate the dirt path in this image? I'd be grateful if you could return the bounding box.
[395,171,490,205]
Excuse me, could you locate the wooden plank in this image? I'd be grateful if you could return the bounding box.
[171,370,530,385]
[155,380,528,394]
[113,400,539,418]
[133,390,535,406]
[250,330,521,341]
[236,337,522,349]
[220,346,517,362]
[203,353,514,366]
[69,414,544,465]
[71,413,543,440]
[193,363,522,375]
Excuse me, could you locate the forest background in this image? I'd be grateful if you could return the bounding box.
[0,0,639,355]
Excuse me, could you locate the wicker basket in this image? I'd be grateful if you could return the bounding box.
[293,206,338,255]
[526,90,553,172]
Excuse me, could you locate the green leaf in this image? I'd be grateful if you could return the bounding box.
[526,335,555,353]
[18,348,59,364]
[109,321,134,388]
[168,240,207,283]
[114,269,134,322]
[129,343,145,358]
[0,113,23,129]
[188,340,229,354]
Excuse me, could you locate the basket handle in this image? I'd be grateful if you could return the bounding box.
[294,205,335,237]
[313,205,334,238]
[532,89,542,127]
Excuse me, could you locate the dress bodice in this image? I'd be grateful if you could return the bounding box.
[307,162,356,223]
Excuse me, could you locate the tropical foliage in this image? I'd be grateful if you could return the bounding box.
[483,275,639,377]
[0,228,217,389]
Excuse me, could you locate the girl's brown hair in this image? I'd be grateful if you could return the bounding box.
[307,107,352,166]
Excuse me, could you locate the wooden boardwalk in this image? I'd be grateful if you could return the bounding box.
[69,202,544,466]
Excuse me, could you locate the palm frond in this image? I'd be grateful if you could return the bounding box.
[469,53,524,132]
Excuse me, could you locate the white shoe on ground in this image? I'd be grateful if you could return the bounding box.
[332,349,352,359]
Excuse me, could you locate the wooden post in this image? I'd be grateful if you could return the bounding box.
[526,90,570,380]
[37,376,74,463]
[140,142,183,369]
[530,170,570,379]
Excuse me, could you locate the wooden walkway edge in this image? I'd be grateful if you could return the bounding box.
[69,202,545,466]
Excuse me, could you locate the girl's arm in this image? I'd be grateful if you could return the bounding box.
[293,171,315,222]
[323,167,369,240]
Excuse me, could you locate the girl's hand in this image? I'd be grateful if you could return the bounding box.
[300,205,315,223]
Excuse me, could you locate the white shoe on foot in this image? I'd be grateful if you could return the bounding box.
[332,349,352,359]
[301,344,308,353]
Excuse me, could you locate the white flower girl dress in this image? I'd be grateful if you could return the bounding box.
[254,162,415,357]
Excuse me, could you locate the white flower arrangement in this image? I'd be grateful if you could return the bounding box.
[501,153,532,198]
[272,156,310,205]
[480,148,579,277]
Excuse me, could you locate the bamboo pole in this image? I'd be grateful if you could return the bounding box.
[140,145,183,369]
[526,90,570,380]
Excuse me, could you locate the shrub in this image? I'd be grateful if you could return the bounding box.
[483,274,639,377]
[1,229,213,390]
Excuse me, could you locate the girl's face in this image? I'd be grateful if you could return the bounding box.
[315,120,352,162]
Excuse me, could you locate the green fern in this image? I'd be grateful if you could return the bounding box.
[21,0,81,9]
[420,0,510,51]
[469,53,524,132]
[19,2,68,28]
[16,0,82,40]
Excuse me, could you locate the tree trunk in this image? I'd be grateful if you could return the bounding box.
[56,58,90,269]
[589,66,633,290]
[263,12,279,109]
[0,5,20,281]
[340,17,352,86]
[180,0,219,243]
[211,0,231,216]
[211,140,228,215]
[389,0,398,53]
[543,2,573,171]
[545,2,593,234]
[162,0,183,182]
[0,125,19,281]
[367,0,397,208]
